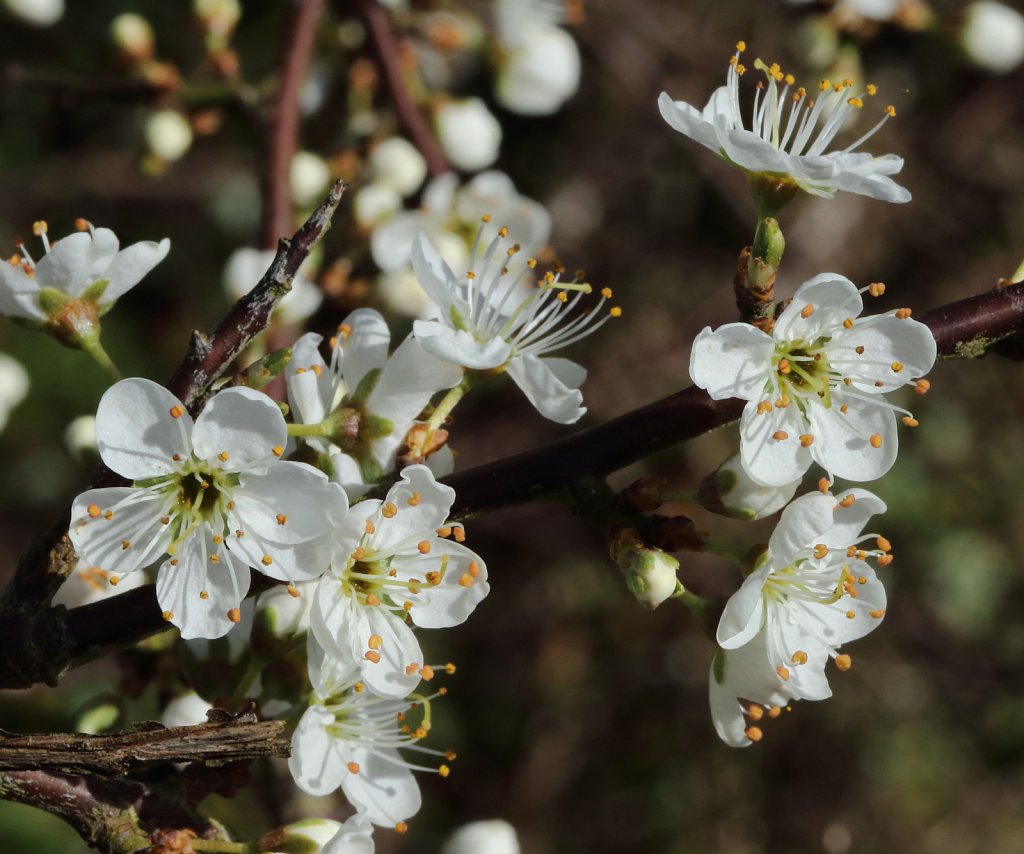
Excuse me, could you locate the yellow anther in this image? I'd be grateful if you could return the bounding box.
[800,304,815,318]
[610,306,623,318]
[121,540,132,550]
[32,220,48,236]
[776,665,790,681]
[854,345,865,355]
[453,527,466,543]
[818,477,831,494]
[420,665,435,680]
[364,650,381,664]
[886,105,896,117]
[775,394,791,408]
[757,400,772,415]
[368,634,383,651]
[891,361,904,372]
[840,404,849,413]
[383,502,398,518]
[876,536,892,552]
[747,704,764,721]
[772,430,788,441]
[365,520,375,534]
[287,584,300,597]
[218,451,229,462]
[847,97,864,108]
[866,84,878,95]
[839,495,855,508]
[347,762,360,774]
[169,406,184,419]
[791,650,809,665]
[275,514,287,526]
[74,218,90,232]
[745,725,763,742]
[408,492,422,506]
[846,610,856,620]
[915,379,931,395]
[784,73,795,85]
[467,561,480,577]
[819,79,830,92]
[868,282,885,297]
[458,574,474,588]
[877,554,894,567]
[481,213,492,223]
[438,764,450,778]
[735,63,746,75]
[261,555,272,566]
[199,590,209,600]
[365,593,381,606]
[226,608,241,622]
[162,610,174,621]
[210,554,220,564]
[272,445,284,457]
[556,291,568,302]
[902,416,919,428]
[417,540,431,554]
[736,40,746,52]
[526,258,537,269]
[813,544,829,559]
[835,654,852,671]
[869,609,886,619]
[395,822,409,834]
[800,434,814,447]
[87,503,101,518]
[777,358,791,374]
[869,433,883,449]
[498,226,509,238]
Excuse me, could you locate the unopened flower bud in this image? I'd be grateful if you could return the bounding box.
[354,181,402,230]
[961,2,1024,74]
[64,415,98,464]
[252,581,315,656]
[442,819,521,854]
[145,110,193,163]
[699,454,800,520]
[611,530,680,610]
[194,0,241,39]
[261,814,372,854]
[290,151,332,208]
[110,13,154,62]
[435,97,502,171]
[0,353,29,432]
[369,136,428,197]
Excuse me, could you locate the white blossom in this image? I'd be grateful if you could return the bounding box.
[493,0,580,116]
[263,814,373,854]
[290,638,449,827]
[434,98,502,172]
[145,110,193,163]
[223,247,322,325]
[0,220,169,326]
[689,274,935,486]
[161,690,214,728]
[354,183,403,232]
[961,2,1024,75]
[711,487,890,746]
[52,561,148,609]
[3,0,63,27]
[69,378,344,639]
[700,452,801,520]
[659,43,910,203]
[411,228,620,424]
[291,151,332,208]
[369,137,428,198]
[0,352,29,433]
[286,310,462,497]
[311,465,488,698]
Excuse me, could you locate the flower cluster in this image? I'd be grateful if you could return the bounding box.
[661,46,937,746]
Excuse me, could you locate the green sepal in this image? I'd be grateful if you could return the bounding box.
[37,286,69,317]
[236,347,294,390]
[81,278,110,304]
[349,366,381,405]
[363,413,394,440]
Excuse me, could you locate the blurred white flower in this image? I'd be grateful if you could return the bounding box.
[494,0,580,116]
[961,2,1024,74]
[223,247,322,325]
[369,137,428,198]
[354,183,403,231]
[145,110,193,163]
[377,268,434,318]
[3,0,63,27]
[0,353,29,432]
[110,13,154,61]
[435,98,502,171]
[291,151,332,208]
[64,414,97,463]
[161,690,214,728]
[442,819,520,854]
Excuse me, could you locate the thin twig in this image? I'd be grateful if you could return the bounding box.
[354,0,450,177]
[0,280,1021,690]
[260,0,326,248]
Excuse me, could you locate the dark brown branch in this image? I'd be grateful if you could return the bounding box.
[0,280,1021,691]
[353,0,450,178]
[0,712,287,776]
[260,0,326,248]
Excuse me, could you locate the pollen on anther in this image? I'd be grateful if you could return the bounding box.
[261,555,273,566]
[272,445,284,457]
[364,520,375,534]
[791,650,809,665]
[876,536,892,552]
[877,554,894,566]
[757,400,772,415]
[162,610,174,621]
[199,590,209,600]
[218,451,229,462]
[869,433,883,448]
[445,662,457,674]
[800,434,814,447]
[347,762,360,774]
[895,308,912,319]
[420,665,435,680]
[610,306,623,318]
[467,561,480,577]
[776,665,790,681]
[835,654,853,671]
[227,608,241,622]
[121,540,132,550]
[902,416,919,428]
[287,584,300,598]
[839,495,855,508]
[275,514,288,526]
[914,379,930,395]
[777,358,791,374]
[818,478,830,494]
[438,764,451,778]
[800,304,814,319]
[870,609,886,619]
[408,492,422,506]
[747,704,764,721]
[458,574,474,587]
[813,544,828,559]
[843,318,854,329]
[365,593,381,606]
[395,822,409,834]
[364,650,381,664]
[891,361,904,373]
[383,502,398,518]
[87,504,101,518]
[169,406,184,419]
[854,345,865,355]
[453,527,466,543]
[772,430,788,441]
[886,105,896,117]
[845,610,856,620]
[368,634,383,651]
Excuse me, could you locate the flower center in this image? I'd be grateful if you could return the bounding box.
[763,559,843,607]
[771,339,833,409]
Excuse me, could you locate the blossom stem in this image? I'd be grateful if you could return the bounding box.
[192,841,254,853]
[427,374,475,432]
[78,334,122,382]
[702,538,753,568]
[672,587,719,637]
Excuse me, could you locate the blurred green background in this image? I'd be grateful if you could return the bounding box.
[1,0,1023,852]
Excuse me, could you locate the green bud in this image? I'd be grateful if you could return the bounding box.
[613,534,681,609]
[235,347,293,390]
[259,818,343,854]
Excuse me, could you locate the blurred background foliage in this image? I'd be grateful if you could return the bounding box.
[1,0,1023,852]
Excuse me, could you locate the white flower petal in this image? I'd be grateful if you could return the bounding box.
[192,387,287,471]
[343,746,422,828]
[830,314,936,393]
[413,321,512,371]
[353,606,422,698]
[398,539,489,629]
[290,705,348,796]
[716,566,769,649]
[807,393,898,482]
[658,91,721,153]
[96,378,193,479]
[824,488,887,548]
[738,398,811,487]
[101,237,171,302]
[0,262,45,321]
[689,324,774,401]
[288,332,334,429]
[34,228,119,295]
[69,486,174,576]
[339,308,391,395]
[774,274,861,342]
[372,465,454,553]
[504,353,586,424]
[324,811,375,854]
[155,529,251,639]
[768,491,836,566]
